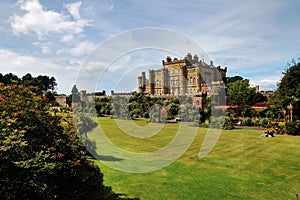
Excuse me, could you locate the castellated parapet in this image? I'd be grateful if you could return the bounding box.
[138,53,227,98]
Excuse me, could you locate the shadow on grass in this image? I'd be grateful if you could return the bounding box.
[93,154,124,162]
[85,139,124,162]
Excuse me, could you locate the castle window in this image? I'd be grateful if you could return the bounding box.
[190,77,193,84]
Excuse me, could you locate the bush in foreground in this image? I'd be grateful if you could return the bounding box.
[0,84,137,200]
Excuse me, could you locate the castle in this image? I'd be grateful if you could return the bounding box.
[138,53,227,98]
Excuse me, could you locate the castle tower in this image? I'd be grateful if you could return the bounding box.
[138,75,143,92]
[138,72,147,93]
[185,53,193,65]
[161,68,169,94]
[149,70,155,95]
[193,54,199,63]
[180,66,187,95]
[80,90,87,101]
[142,72,146,90]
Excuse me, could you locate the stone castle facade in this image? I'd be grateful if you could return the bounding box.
[138,53,227,97]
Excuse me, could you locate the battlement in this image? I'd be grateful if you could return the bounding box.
[161,53,224,69]
[138,53,228,97]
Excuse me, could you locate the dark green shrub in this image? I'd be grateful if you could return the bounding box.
[243,117,253,126]
[210,116,225,129]
[285,121,300,135]
[254,119,260,126]
[259,118,269,128]
[223,116,234,130]
[194,114,202,122]
[143,111,150,118]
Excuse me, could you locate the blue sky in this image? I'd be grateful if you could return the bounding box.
[0,0,300,94]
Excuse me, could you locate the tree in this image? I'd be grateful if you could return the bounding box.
[276,62,300,121]
[251,92,267,104]
[1,73,57,95]
[0,83,136,200]
[227,79,256,106]
[0,72,21,85]
[36,75,57,94]
[226,75,243,85]
[44,90,57,106]
[71,84,81,103]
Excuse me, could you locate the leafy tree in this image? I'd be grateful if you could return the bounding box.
[95,98,112,116]
[227,79,256,106]
[276,62,300,121]
[22,73,35,86]
[71,84,80,103]
[0,73,57,95]
[36,75,57,94]
[167,102,179,120]
[0,84,136,200]
[226,75,243,85]
[251,92,267,104]
[0,72,21,85]
[44,90,57,106]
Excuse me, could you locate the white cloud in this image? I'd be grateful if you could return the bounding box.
[65,1,82,20]
[32,41,51,54]
[0,48,80,93]
[250,70,283,91]
[86,61,122,73]
[69,41,96,56]
[0,48,59,73]
[56,40,96,56]
[10,0,91,40]
[60,34,74,42]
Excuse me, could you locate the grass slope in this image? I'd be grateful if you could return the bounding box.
[88,117,300,200]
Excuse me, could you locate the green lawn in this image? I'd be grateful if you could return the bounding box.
[88,117,300,200]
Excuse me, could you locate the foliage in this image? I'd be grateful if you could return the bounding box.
[166,102,179,120]
[227,79,256,106]
[210,116,225,129]
[149,105,166,123]
[44,90,57,106]
[223,116,235,130]
[0,84,136,200]
[226,76,269,119]
[128,92,153,117]
[0,72,57,95]
[277,62,300,103]
[252,92,267,104]
[143,111,150,118]
[71,84,80,103]
[242,117,253,126]
[269,120,300,136]
[284,121,300,136]
[226,75,243,85]
[258,106,283,120]
[276,62,300,120]
[111,96,131,119]
[95,97,112,116]
[259,118,269,128]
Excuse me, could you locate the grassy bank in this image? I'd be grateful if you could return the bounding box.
[88,117,300,200]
